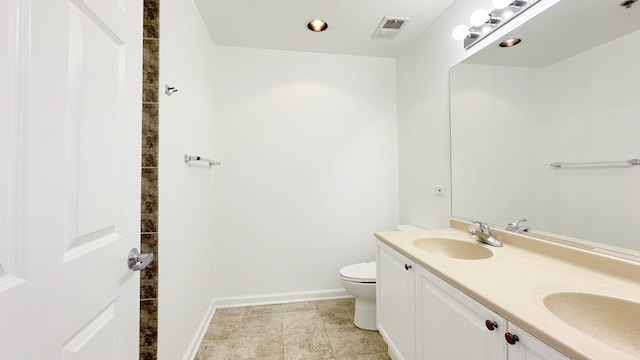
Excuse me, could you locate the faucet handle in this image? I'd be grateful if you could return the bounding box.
[471,221,491,234]
[506,219,528,232]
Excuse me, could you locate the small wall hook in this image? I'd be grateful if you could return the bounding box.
[165,84,178,96]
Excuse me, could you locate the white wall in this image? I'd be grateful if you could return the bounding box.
[158,0,218,359]
[396,0,480,229]
[211,46,399,297]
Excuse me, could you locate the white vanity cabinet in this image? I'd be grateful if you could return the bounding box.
[505,323,570,360]
[377,242,417,360]
[377,241,571,360]
[417,266,507,360]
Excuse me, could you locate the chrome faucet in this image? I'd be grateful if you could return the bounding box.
[506,218,531,233]
[468,221,503,247]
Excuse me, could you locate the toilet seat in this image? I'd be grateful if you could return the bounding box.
[339,261,376,283]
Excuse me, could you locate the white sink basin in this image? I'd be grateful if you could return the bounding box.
[412,238,493,260]
[543,292,640,355]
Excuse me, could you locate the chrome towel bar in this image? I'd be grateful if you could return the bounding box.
[550,158,639,168]
[184,154,221,166]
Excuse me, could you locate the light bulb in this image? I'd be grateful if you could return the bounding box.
[502,9,514,19]
[452,25,470,40]
[470,9,490,26]
[492,0,513,9]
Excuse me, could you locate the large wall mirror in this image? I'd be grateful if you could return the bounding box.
[450,0,640,260]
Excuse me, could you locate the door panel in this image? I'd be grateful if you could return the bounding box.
[62,303,117,360]
[376,244,416,360]
[419,269,507,360]
[66,0,122,256]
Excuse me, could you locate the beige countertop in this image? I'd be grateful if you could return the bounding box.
[374,219,640,360]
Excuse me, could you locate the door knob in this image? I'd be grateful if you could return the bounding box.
[128,248,154,271]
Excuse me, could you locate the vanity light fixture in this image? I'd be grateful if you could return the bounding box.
[307,19,328,32]
[452,25,471,40]
[452,0,538,49]
[499,38,522,47]
[493,0,528,9]
[452,25,481,41]
[493,0,514,8]
[501,9,515,20]
[470,9,490,26]
[470,9,501,26]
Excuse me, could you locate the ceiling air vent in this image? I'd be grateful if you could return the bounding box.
[372,17,410,40]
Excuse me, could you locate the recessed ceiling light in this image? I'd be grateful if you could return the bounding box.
[307,20,328,32]
[499,38,521,47]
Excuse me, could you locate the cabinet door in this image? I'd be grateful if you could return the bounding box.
[418,268,507,360]
[377,242,416,360]
[506,323,570,360]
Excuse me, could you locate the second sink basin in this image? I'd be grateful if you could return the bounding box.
[412,238,493,260]
[543,292,640,355]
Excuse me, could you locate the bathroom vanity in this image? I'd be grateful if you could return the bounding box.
[386,1,640,358]
[375,220,640,360]
[380,0,640,357]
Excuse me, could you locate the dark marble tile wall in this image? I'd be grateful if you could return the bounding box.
[143,40,160,103]
[140,299,159,360]
[141,168,158,233]
[142,104,159,168]
[140,233,159,299]
[141,0,160,359]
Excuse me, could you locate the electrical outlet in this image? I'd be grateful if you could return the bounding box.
[435,186,446,196]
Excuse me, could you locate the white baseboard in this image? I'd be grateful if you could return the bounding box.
[182,298,216,360]
[213,288,351,308]
[378,326,401,360]
[182,288,352,360]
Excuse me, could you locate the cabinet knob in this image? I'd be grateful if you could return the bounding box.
[404,264,412,270]
[485,320,498,331]
[505,332,520,345]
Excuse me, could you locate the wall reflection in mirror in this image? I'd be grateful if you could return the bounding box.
[449,0,640,259]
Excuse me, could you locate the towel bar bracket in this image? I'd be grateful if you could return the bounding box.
[184,154,221,166]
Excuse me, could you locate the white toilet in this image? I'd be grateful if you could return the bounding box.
[338,261,377,330]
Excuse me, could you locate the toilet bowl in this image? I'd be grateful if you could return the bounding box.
[338,261,377,330]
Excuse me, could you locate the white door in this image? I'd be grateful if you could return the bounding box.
[376,243,416,360]
[0,0,143,358]
[418,268,507,360]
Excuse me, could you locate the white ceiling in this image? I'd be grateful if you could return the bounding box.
[194,0,456,58]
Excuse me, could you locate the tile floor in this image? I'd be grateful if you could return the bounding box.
[195,298,390,360]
